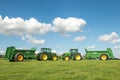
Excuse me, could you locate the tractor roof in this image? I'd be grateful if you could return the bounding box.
[41,48,51,49]
[70,48,78,50]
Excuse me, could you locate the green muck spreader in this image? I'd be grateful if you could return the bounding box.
[37,48,58,61]
[84,48,114,60]
[61,49,82,61]
[5,46,36,62]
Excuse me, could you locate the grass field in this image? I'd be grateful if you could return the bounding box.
[0,59,120,80]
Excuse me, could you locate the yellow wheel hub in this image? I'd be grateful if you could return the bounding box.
[52,56,58,61]
[75,54,81,60]
[65,57,69,61]
[42,54,48,61]
[101,55,107,60]
[17,55,23,61]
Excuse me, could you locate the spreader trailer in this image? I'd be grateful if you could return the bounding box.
[5,46,36,62]
[84,48,114,60]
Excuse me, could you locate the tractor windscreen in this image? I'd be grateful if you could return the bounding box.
[70,49,78,53]
[41,48,51,53]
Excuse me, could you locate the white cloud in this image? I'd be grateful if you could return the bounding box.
[0,16,51,45]
[17,47,28,49]
[52,17,86,36]
[114,46,120,49]
[35,51,39,54]
[112,50,120,58]
[0,16,51,36]
[0,50,4,55]
[87,45,96,49]
[98,32,120,43]
[52,50,57,53]
[0,16,86,37]
[112,39,120,43]
[57,52,65,56]
[0,16,87,45]
[74,36,86,42]
[22,35,45,45]
[55,45,63,48]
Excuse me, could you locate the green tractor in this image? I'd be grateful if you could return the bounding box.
[84,48,114,60]
[37,48,58,61]
[5,46,36,62]
[61,49,82,61]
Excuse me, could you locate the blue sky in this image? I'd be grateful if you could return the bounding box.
[0,0,120,57]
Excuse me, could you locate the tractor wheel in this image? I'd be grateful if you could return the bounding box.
[64,56,70,61]
[52,56,58,61]
[14,53,24,62]
[100,54,108,60]
[74,54,82,60]
[40,54,48,61]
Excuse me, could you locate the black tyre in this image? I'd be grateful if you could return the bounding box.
[100,54,108,60]
[14,53,24,62]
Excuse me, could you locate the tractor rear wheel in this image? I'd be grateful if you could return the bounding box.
[14,53,24,62]
[100,54,108,60]
[40,53,48,61]
[74,54,82,60]
[52,56,58,61]
[64,56,70,61]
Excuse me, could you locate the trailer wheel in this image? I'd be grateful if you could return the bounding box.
[74,54,82,60]
[14,54,24,62]
[64,56,70,61]
[52,56,58,61]
[40,54,48,61]
[100,54,108,60]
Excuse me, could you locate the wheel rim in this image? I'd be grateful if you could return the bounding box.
[75,54,81,60]
[52,56,57,61]
[42,54,48,61]
[101,55,107,60]
[65,57,69,61]
[17,55,23,61]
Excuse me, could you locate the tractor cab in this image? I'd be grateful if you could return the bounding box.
[70,49,78,53]
[70,49,79,56]
[41,48,51,53]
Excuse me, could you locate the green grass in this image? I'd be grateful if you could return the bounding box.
[0,59,120,80]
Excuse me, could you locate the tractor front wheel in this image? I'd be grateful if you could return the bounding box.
[52,56,58,61]
[40,54,48,61]
[64,56,70,61]
[14,53,24,62]
[100,54,108,60]
[74,54,82,60]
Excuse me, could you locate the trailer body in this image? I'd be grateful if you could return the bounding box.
[85,48,114,60]
[5,46,36,61]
